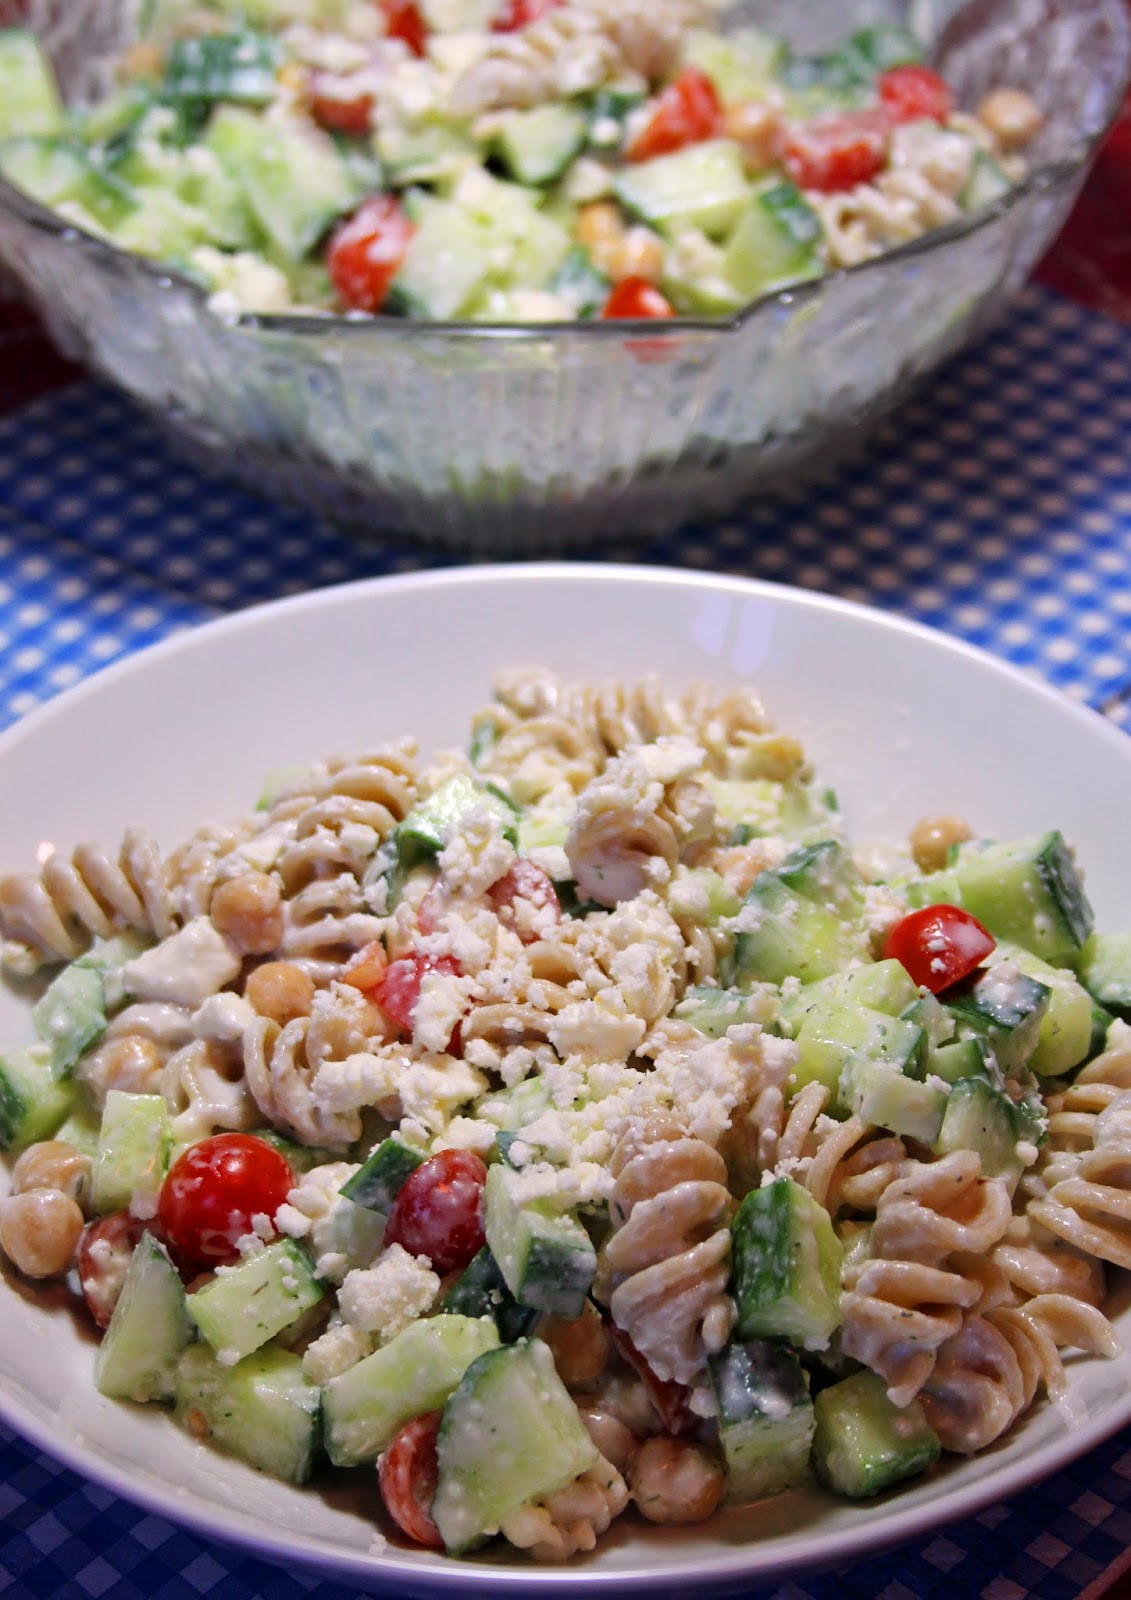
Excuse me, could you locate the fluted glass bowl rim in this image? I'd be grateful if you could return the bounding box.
[1,0,1128,344]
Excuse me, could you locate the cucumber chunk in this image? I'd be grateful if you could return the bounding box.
[961,148,1012,210]
[812,1370,940,1498]
[163,30,280,107]
[322,1312,500,1466]
[731,1177,843,1349]
[91,1090,170,1215]
[672,983,778,1039]
[839,1056,947,1143]
[496,103,586,185]
[945,962,1051,1072]
[614,139,750,238]
[95,1232,193,1402]
[175,1342,321,1484]
[794,1000,927,1103]
[0,1043,74,1151]
[438,1244,539,1342]
[780,959,922,1036]
[951,831,1094,965]
[708,1338,815,1502]
[483,1164,596,1318]
[31,963,106,1077]
[0,29,64,140]
[776,839,864,918]
[1078,932,1131,1013]
[721,179,823,300]
[548,243,611,319]
[933,1077,1028,1180]
[733,871,865,987]
[340,1138,423,1212]
[0,135,136,229]
[432,1338,598,1553]
[927,1034,998,1087]
[206,105,358,259]
[395,772,519,869]
[187,1239,325,1361]
[986,943,1094,1078]
[680,27,787,105]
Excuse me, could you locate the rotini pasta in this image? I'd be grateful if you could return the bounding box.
[0,668,1125,1565]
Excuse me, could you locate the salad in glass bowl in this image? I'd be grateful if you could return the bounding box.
[0,0,1044,321]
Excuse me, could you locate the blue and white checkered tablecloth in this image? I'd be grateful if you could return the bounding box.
[1,280,1131,1600]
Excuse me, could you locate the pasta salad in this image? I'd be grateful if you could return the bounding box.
[0,1,1043,320]
[0,669,1127,1561]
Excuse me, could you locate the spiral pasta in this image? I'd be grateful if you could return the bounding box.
[500,1455,629,1561]
[596,1116,734,1385]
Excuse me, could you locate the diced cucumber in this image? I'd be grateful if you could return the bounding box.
[437,1244,539,1342]
[945,962,1051,1072]
[395,772,519,868]
[1078,932,1131,1013]
[927,1035,998,1087]
[793,1001,927,1101]
[987,943,1094,1078]
[722,179,823,301]
[839,1057,947,1144]
[548,244,610,318]
[31,962,105,1077]
[163,30,280,107]
[672,983,778,1039]
[812,1370,940,1498]
[432,1338,598,1553]
[933,1076,1027,1179]
[614,139,751,239]
[0,29,64,140]
[780,960,922,1036]
[53,1095,102,1157]
[175,1342,321,1484]
[950,831,1094,966]
[584,85,643,151]
[961,148,1012,211]
[377,119,478,185]
[777,839,864,918]
[496,103,586,186]
[91,1090,170,1215]
[0,1043,74,1151]
[483,1164,596,1317]
[252,1128,339,1176]
[187,1239,324,1361]
[840,24,925,74]
[94,1232,193,1402]
[0,136,135,228]
[899,990,955,1052]
[206,105,358,260]
[680,27,787,105]
[340,1138,423,1212]
[476,1073,554,1133]
[108,184,211,259]
[732,872,865,988]
[708,1338,815,1502]
[322,1313,500,1466]
[731,1177,843,1349]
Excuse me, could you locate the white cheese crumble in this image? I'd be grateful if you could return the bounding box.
[338,1243,440,1341]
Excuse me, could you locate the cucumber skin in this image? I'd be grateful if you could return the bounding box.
[95,1232,193,1402]
[812,1370,940,1499]
[731,1177,843,1349]
[175,1342,322,1485]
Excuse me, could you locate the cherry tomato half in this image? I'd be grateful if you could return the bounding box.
[307,72,375,138]
[375,952,461,1034]
[327,195,415,314]
[605,1322,693,1436]
[157,1133,294,1272]
[382,0,428,56]
[491,0,558,31]
[379,1413,443,1547]
[877,64,955,125]
[384,1148,487,1273]
[883,903,996,994]
[487,860,561,942]
[76,1212,146,1328]
[627,67,723,162]
[778,108,889,192]
[601,277,676,320]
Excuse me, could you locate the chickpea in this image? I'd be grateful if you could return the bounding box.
[0,1189,85,1278]
[607,227,666,286]
[976,87,1043,152]
[724,99,780,174]
[539,1302,611,1389]
[709,840,783,897]
[628,1437,726,1525]
[79,1032,166,1108]
[11,1140,92,1210]
[575,201,625,276]
[244,959,316,1025]
[210,872,285,955]
[576,1403,639,1474]
[909,814,974,874]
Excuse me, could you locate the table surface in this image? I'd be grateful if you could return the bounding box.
[3,61,1131,1600]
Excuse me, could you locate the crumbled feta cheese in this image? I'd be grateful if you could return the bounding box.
[338,1243,440,1341]
[121,917,241,1007]
[302,1321,375,1385]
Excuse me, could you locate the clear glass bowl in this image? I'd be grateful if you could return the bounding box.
[0,0,1127,554]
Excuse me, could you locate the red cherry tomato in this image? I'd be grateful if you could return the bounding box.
[307,72,375,137]
[379,1413,444,1547]
[382,0,428,56]
[384,1149,487,1273]
[606,1322,694,1436]
[76,1212,146,1328]
[877,64,955,125]
[491,0,557,31]
[157,1133,294,1272]
[883,904,996,994]
[602,277,676,320]
[627,67,723,162]
[487,860,561,941]
[778,108,889,192]
[375,953,461,1034]
[327,195,415,314]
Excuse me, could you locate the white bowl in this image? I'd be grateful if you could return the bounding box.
[1,563,1129,1595]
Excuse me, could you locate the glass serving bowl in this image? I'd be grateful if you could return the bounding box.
[0,0,1127,554]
